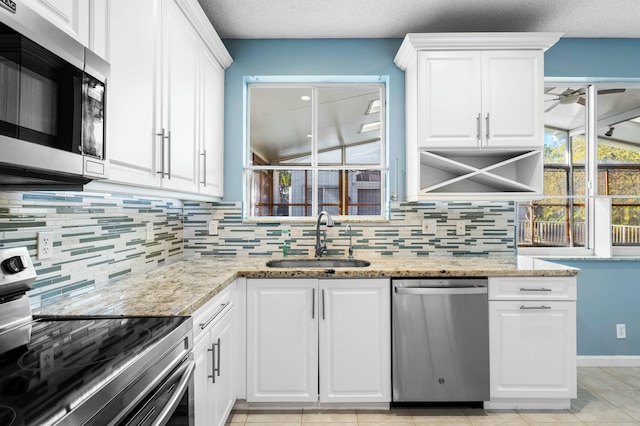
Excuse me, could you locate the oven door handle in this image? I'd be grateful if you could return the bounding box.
[151,358,195,426]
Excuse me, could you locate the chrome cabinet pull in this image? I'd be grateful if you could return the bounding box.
[476,113,481,144]
[156,128,166,176]
[520,305,552,310]
[519,288,552,292]
[167,130,172,179]
[200,149,207,186]
[485,113,490,140]
[199,302,230,330]
[312,288,315,319]
[322,289,326,320]
[208,338,220,383]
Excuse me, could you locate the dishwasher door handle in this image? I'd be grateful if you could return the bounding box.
[395,286,487,295]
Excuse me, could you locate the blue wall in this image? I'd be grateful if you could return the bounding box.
[221,37,640,356]
[222,39,405,201]
[551,260,640,356]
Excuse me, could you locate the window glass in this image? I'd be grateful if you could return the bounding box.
[247,83,385,219]
[518,85,587,247]
[596,87,640,246]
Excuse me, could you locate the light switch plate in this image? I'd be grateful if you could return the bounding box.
[616,323,627,339]
[422,219,437,234]
[456,220,466,236]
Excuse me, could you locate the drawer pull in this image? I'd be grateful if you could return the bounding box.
[520,305,552,310]
[519,287,552,292]
[200,302,230,329]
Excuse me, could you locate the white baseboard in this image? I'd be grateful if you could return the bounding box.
[577,356,640,367]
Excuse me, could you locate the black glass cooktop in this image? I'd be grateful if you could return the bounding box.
[0,316,189,426]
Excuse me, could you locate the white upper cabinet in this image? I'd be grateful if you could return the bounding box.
[28,0,108,59]
[395,33,561,201]
[418,50,543,149]
[104,0,232,199]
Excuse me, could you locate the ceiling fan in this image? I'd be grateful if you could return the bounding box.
[544,87,626,113]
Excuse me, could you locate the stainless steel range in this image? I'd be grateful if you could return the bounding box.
[0,247,195,426]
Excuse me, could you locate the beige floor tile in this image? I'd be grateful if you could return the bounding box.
[414,423,470,426]
[570,396,637,423]
[301,410,358,423]
[463,408,526,423]
[227,411,249,423]
[578,367,635,391]
[598,390,640,421]
[245,411,303,423]
[602,367,640,390]
[518,409,582,423]
[410,408,468,423]
[526,423,583,426]
[356,409,415,424]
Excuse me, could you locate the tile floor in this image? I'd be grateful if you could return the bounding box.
[227,367,640,425]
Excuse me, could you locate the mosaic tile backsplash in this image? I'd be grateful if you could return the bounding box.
[1,191,515,309]
[0,191,184,309]
[184,201,516,259]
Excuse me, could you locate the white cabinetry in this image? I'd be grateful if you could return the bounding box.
[395,33,561,201]
[104,0,231,199]
[194,283,236,426]
[27,0,108,59]
[487,277,576,410]
[246,278,391,404]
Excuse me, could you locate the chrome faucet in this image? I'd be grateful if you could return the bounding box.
[314,211,334,258]
[346,224,354,260]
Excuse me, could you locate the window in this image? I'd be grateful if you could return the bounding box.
[245,82,386,219]
[518,85,640,255]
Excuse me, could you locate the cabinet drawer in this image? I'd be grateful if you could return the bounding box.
[489,277,576,301]
[193,282,236,341]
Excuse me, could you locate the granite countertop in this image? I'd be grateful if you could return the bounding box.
[35,255,579,317]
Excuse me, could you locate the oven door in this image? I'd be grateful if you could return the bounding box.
[117,354,195,426]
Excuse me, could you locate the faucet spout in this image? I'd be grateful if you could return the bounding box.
[315,211,334,258]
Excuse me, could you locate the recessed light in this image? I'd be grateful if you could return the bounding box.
[301,95,311,101]
[306,134,312,138]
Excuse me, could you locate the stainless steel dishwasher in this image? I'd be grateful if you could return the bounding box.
[392,278,489,404]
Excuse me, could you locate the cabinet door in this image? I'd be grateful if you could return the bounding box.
[319,279,391,403]
[160,0,200,192]
[89,0,109,60]
[418,51,482,148]
[194,332,214,425]
[210,308,235,426]
[482,50,543,148]
[489,300,577,399]
[246,279,318,402]
[199,45,225,197]
[107,0,162,187]
[29,0,89,45]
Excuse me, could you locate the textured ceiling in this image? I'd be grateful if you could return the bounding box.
[197,0,640,39]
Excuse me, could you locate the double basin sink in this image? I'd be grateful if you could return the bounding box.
[266,258,370,268]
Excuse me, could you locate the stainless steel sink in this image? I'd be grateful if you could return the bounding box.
[266,258,371,268]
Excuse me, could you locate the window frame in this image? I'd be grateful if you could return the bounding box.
[518,82,640,258]
[243,77,389,221]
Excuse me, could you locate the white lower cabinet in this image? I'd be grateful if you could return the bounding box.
[246,278,391,403]
[194,283,236,425]
[487,277,577,409]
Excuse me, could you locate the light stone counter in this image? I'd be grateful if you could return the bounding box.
[35,255,578,317]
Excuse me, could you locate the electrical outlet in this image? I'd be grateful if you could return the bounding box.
[422,219,437,234]
[616,323,627,339]
[145,222,154,242]
[455,220,466,236]
[37,231,53,259]
[208,220,219,236]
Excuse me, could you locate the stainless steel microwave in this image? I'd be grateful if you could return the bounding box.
[0,3,109,189]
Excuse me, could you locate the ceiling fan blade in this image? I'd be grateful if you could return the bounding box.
[577,97,586,106]
[545,87,556,94]
[597,88,626,95]
[545,101,561,113]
